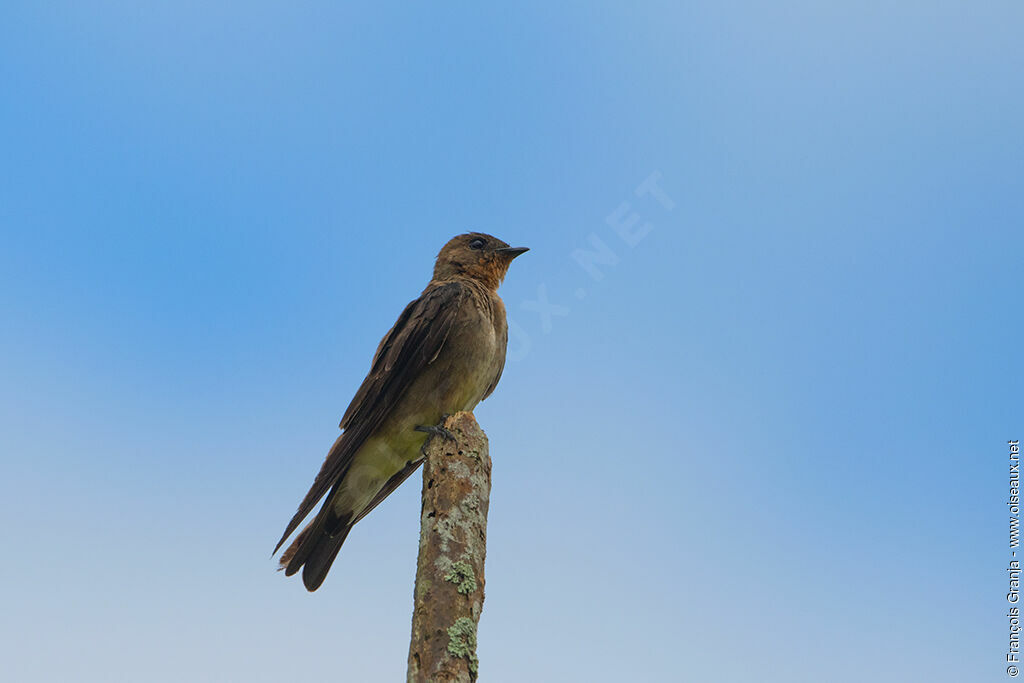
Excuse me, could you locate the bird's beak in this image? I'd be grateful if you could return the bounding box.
[496,246,529,259]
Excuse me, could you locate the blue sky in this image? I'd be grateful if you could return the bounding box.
[1,2,1020,681]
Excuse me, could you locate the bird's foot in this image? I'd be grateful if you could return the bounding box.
[415,416,457,444]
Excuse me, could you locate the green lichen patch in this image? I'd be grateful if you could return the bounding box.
[444,559,478,595]
[446,617,479,675]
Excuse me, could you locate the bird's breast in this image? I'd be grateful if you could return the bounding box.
[441,306,501,409]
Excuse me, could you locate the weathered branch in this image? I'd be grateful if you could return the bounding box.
[407,412,491,683]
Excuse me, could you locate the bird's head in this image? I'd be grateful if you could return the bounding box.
[432,232,528,289]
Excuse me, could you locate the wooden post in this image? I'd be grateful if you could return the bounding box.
[407,412,491,683]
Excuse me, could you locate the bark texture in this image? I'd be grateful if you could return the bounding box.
[407,412,491,683]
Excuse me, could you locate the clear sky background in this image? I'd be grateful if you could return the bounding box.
[1,2,1020,682]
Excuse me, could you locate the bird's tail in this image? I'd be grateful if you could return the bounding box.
[279,512,353,592]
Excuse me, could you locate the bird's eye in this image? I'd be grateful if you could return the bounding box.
[469,238,486,250]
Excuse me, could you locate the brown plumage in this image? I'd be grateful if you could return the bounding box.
[274,232,528,591]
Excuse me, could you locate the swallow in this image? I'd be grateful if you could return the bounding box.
[274,232,528,591]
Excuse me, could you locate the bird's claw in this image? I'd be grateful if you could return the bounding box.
[415,417,457,444]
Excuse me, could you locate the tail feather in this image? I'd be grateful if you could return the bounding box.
[301,527,351,591]
[278,512,353,592]
[278,524,312,573]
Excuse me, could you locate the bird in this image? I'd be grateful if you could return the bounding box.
[274,232,528,591]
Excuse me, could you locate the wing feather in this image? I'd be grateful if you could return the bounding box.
[273,281,467,554]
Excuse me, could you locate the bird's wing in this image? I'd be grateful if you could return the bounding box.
[273,281,468,554]
[339,281,466,431]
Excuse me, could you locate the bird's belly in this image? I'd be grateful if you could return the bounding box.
[333,428,427,516]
